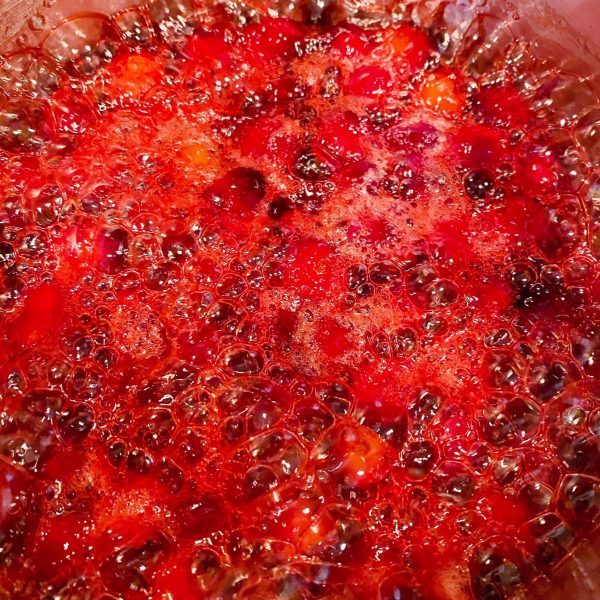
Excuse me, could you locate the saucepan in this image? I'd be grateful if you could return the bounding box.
[0,0,597,598]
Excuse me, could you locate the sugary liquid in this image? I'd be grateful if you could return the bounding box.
[0,4,598,599]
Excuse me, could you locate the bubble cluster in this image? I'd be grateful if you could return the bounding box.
[0,1,598,599]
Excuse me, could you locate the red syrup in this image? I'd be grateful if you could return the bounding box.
[0,11,598,600]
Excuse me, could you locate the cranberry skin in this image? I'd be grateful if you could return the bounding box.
[204,167,266,213]
[347,66,391,97]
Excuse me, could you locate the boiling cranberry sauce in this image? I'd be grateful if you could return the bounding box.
[0,7,598,600]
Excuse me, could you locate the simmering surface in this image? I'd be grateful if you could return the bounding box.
[0,9,598,599]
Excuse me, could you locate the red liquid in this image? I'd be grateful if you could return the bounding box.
[0,10,598,600]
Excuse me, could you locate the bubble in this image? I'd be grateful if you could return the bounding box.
[247,400,282,433]
[24,388,64,419]
[205,167,267,213]
[217,274,246,298]
[518,481,553,514]
[392,327,418,356]
[359,403,407,449]
[409,387,443,426]
[529,513,575,568]
[173,427,205,463]
[0,100,53,150]
[464,169,495,201]
[564,255,595,285]
[558,474,600,527]
[107,439,127,467]
[556,431,599,474]
[115,9,154,47]
[470,542,523,600]
[126,448,154,474]
[160,226,198,263]
[481,351,524,389]
[0,459,38,562]
[371,330,391,358]
[137,409,175,451]
[293,400,334,442]
[96,227,130,274]
[317,381,354,415]
[206,300,238,328]
[222,346,265,375]
[102,531,169,594]
[346,264,368,290]
[315,422,387,495]
[1,429,52,472]
[218,381,263,415]
[433,461,475,503]
[492,454,522,486]
[250,429,305,478]
[158,457,184,494]
[0,242,16,268]
[370,261,401,284]
[507,263,536,291]
[537,199,585,260]
[299,506,365,563]
[243,465,278,499]
[223,415,245,442]
[424,278,459,308]
[403,440,437,479]
[528,358,576,402]
[190,547,223,592]
[479,396,540,446]
[571,324,600,379]
[357,282,375,298]
[292,148,335,181]
[58,403,95,441]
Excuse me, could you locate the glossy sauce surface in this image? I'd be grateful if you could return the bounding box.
[0,8,599,600]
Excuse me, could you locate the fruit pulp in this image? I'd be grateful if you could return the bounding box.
[0,8,599,600]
